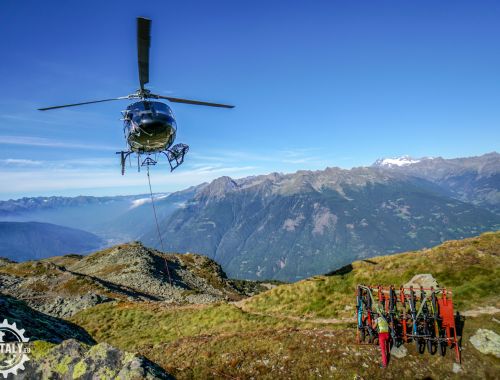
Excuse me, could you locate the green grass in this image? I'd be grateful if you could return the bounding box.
[243,231,500,319]
[70,302,334,351]
[143,323,500,380]
[67,232,500,379]
[0,261,60,277]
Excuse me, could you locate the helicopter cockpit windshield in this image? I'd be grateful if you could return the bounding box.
[126,101,176,128]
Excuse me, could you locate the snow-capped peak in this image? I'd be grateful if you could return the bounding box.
[372,155,422,168]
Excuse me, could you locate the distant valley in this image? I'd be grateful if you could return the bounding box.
[0,221,103,261]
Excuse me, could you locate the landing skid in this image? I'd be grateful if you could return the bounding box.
[116,143,189,175]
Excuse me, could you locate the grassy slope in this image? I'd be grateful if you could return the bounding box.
[70,302,331,348]
[69,232,500,379]
[242,231,500,320]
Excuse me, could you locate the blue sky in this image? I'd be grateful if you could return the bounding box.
[1,0,499,200]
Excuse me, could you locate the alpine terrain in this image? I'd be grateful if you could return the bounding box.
[0,232,498,379]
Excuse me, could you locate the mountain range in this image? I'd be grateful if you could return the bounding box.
[142,152,500,280]
[1,152,499,281]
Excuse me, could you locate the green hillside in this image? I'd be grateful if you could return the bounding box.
[242,231,500,320]
[65,232,500,379]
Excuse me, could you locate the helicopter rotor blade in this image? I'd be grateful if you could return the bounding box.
[38,97,128,111]
[157,95,234,109]
[137,17,151,90]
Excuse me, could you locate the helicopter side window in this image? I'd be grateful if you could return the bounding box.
[129,102,153,120]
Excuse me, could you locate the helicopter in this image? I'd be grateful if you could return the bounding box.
[38,17,234,174]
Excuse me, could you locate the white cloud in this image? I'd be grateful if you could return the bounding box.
[0,114,68,125]
[0,135,116,150]
[0,159,43,166]
[0,157,117,170]
[0,146,352,198]
[0,163,258,195]
[130,194,169,209]
[190,147,330,167]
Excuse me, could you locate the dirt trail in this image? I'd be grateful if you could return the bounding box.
[462,306,500,317]
[232,300,351,325]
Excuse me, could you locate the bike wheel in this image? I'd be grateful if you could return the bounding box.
[428,340,437,355]
[418,340,426,354]
[440,341,447,356]
[423,323,433,354]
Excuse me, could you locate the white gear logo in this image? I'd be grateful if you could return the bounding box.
[0,319,30,378]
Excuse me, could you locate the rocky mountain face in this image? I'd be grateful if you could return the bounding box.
[0,222,103,261]
[0,294,95,344]
[0,242,265,319]
[142,158,500,281]
[23,339,173,380]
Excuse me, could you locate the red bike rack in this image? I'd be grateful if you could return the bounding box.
[356,285,461,363]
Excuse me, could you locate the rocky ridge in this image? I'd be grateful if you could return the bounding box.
[0,242,265,318]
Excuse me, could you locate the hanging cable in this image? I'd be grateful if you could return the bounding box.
[146,166,173,287]
[146,166,240,380]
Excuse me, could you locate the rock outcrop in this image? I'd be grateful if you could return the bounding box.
[38,293,113,319]
[21,339,172,379]
[0,294,95,344]
[0,243,265,318]
[404,274,439,290]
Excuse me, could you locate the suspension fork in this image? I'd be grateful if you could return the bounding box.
[388,285,397,342]
[377,285,384,305]
[400,285,408,342]
[409,286,418,336]
[356,286,363,329]
[430,287,440,337]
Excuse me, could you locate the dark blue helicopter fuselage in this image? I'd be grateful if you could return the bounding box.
[123,101,177,153]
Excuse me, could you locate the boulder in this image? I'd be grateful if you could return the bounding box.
[20,339,173,379]
[452,363,463,373]
[390,344,408,359]
[404,274,439,290]
[469,329,500,358]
